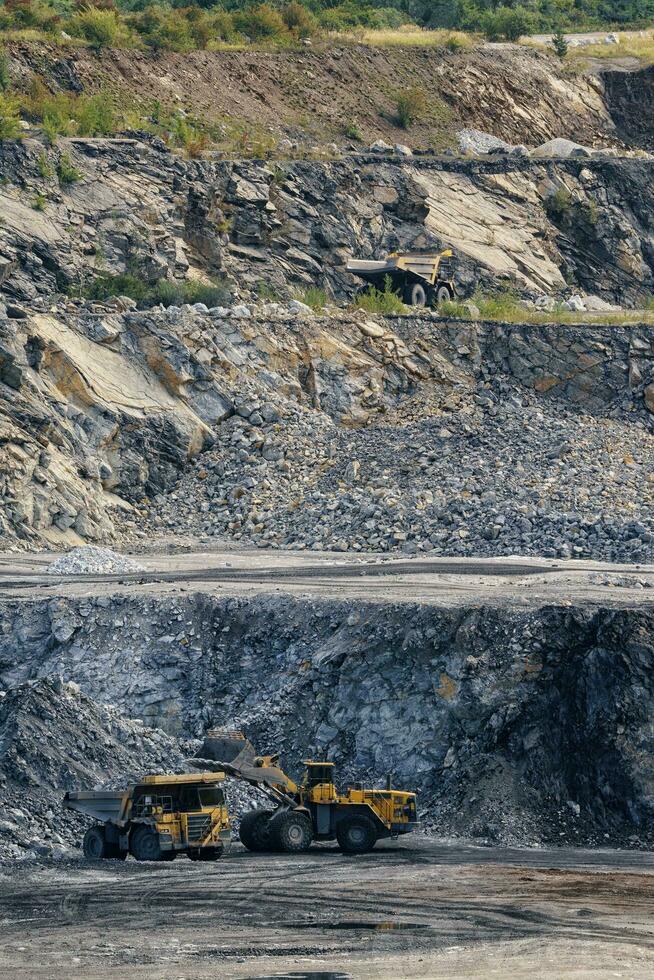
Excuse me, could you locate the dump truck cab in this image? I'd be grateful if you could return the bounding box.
[64,772,231,862]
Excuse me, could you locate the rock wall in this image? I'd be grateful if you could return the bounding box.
[1,591,653,846]
[604,66,654,150]
[2,137,654,307]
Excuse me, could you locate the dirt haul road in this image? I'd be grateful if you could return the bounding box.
[1,549,653,608]
[1,838,653,980]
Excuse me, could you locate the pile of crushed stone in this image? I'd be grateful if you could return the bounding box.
[47,546,144,576]
[0,677,185,859]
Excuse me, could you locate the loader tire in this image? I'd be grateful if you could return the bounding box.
[105,842,128,861]
[404,282,426,307]
[83,826,108,861]
[239,808,274,852]
[269,810,313,853]
[131,826,164,862]
[336,815,377,854]
[188,847,222,861]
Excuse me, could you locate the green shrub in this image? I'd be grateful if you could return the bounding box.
[36,150,54,178]
[208,10,239,42]
[343,120,362,140]
[282,2,317,37]
[22,87,117,139]
[481,6,535,42]
[133,6,194,52]
[354,276,405,314]
[0,48,10,92]
[84,272,148,302]
[177,279,230,307]
[1,0,60,32]
[233,4,287,41]
[73,93,117,136]
[32,192,47,210]
[394,85,426,128]
[56,153,82,185]
[544,186,572,220]
[0,94,21,140]
[296,286,327,310]
[68,8,131,48]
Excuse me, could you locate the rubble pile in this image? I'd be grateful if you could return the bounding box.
[47,547,144,576]
[150,380,653,562]
[0,678,186,859]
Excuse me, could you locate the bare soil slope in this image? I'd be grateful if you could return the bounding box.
[8,41,620,150]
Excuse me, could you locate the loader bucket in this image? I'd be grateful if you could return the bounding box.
[201,729,256,767]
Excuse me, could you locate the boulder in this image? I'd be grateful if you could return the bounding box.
[531,138,593,159]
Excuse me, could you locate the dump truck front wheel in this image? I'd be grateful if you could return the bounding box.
[435,284,452,305]
[131,826,164,862]
[336,815,377,854]
[83,826,109,860]
[269,810,313,853]
[239,808,274,851]
[404,283,426,307]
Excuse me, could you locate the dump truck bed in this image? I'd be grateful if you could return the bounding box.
[63,791,128,823]
[346,251,453,288]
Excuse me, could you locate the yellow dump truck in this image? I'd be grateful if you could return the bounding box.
[346,249,456,307]
[199,731,419,855]
[64,772,231,862]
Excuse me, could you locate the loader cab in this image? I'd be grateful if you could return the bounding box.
[303,761,336,788]
[302,761,337,803]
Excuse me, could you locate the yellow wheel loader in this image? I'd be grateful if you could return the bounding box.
[63,772,231,862]
[198,731,419,856]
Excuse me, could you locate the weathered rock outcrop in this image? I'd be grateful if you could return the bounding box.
[2,138,654,306]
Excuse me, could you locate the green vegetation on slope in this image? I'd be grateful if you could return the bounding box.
[0,0,652,52]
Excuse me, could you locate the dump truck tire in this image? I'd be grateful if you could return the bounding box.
[436,284,452,305]
[239,808,274,851]
[83,826,108,860]
[269,810,313,853]
[336,815,377,854]
[404,283,426,307]
[131,826,164,861]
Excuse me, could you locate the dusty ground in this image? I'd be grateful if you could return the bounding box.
[1,837,653,979]
[1,548,653,609]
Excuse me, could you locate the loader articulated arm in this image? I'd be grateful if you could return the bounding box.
[218,757,300,808]
[190,733,301,810]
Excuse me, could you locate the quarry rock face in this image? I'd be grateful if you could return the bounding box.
[1,300,652,558]
[1,593,653,849]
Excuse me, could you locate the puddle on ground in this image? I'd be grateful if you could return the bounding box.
[250,974,352,980]
[285,920,429,931]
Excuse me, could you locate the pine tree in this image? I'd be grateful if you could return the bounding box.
[552,29,569,59]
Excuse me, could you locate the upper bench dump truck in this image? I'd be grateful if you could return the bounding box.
[198,730,419,855]
[346,249,456,307]
[64,772,231,862]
